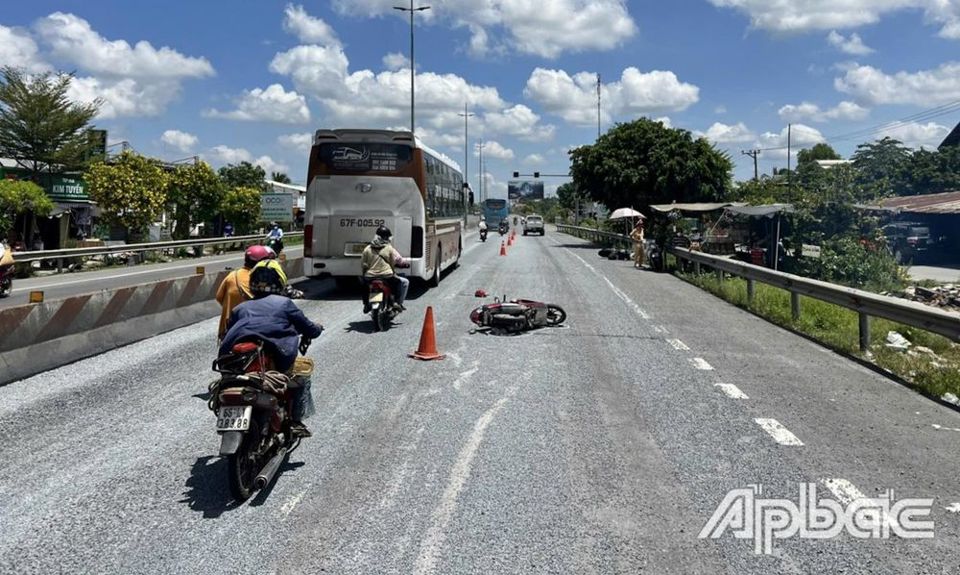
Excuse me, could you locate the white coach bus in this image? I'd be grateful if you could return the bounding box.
[303,129,465,287]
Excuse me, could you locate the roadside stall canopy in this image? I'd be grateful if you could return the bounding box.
[650,202,744,213]
[724,203,795,218]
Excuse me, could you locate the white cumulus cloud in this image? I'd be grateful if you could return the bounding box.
[32,12,214,119]
[0,24,48,73]
[827,30,874,55]
[758,124,826,159]
[204,84,311,124]
[278,132,314,149]
[699,122,756,144]
[778,100,869,123]
[332,0,637,58]
[283,4,340,46]
[523,154,545,165]
[480,140,514,161]
[161,130,198,153]
[876,121,951,148]
[525,67,699,126]
[207,145,289,175]
[835,62,960,106]
[707,0,960,40]
[382,52,409,71]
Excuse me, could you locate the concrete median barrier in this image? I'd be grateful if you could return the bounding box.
[0,258,303,386]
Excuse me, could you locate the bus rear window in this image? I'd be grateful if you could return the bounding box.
[317,143,412,173]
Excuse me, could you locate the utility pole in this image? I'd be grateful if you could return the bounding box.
[787,123,792,200]
[477,140,485,203]
[741,149,760,181]
[597,73,601,139]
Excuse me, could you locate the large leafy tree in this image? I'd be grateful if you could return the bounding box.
[0,67,101,181]
[569,118,732,211]
[168,161,224,239]
[271,171,292,184]
[219,161,266,191]
[85,151,168,237]
[556,182,578,211]
[851,137,911,200]
[901,146,960,196]
[0,179,53,239]
[220,186,262,234]
[797,143,841,166]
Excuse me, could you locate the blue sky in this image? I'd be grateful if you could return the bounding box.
[3,1,960,198]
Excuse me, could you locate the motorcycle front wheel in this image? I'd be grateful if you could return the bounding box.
[227,421,263,501]
[545,304,566,326]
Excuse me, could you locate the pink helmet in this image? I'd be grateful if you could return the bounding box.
[244,245,273,268]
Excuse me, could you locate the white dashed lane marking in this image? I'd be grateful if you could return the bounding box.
[755,418,804,446]
[715,383,749,399]
[689,357,714,370]
[667,338,690,351]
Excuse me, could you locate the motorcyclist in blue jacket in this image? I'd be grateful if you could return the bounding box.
[219,260,322,437]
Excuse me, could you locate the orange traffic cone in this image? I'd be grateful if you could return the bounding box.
[500,241,507,256]
[410,306,445,361]
[507,235,513,246]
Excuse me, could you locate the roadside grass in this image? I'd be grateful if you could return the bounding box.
[680,272,960,401]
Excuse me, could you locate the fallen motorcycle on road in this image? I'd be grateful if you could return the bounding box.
[469,296,566,334]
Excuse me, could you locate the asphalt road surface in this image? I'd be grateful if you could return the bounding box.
[2,226,959,574]
[0,246,303,307]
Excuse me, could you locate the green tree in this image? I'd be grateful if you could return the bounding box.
[219,161,266,191]
[0,67,101,182]
[901,146,960,196]
[851,137,911,200]
[797,143,841,166]
[221,186,262,234]
[556,182,578,211]
[271,171,292,184]
[0,179,53,238]
[168,161,224,239]
[85,151,168,238]
[569,118,732,212]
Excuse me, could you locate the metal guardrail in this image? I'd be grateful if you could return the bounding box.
[557,225,960,348]
[555,224,632,248]
[11,232,303,272]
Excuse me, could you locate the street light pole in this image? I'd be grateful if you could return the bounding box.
[477,140,485,203]
[394,1,430,135]
[458,103,473,188]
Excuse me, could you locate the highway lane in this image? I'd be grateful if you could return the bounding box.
[1,226,959,573]
[0,246,303,307]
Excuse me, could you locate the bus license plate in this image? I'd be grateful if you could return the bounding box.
[344,242,368,256]
[217,406,252,431]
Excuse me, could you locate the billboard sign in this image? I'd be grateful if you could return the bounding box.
[260,193,294,222]
[507,180,544,200]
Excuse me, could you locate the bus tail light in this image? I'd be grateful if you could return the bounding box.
[411,225,424,258]
[304,224,313,257]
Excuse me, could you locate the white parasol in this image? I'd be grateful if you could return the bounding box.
[608,207,646,220]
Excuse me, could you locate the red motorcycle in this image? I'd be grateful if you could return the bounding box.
[367,278,400,331]
[210,336,315,501]
[470,297,566,333]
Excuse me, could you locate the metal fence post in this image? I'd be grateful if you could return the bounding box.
[791,292,800,321]
[694,261,701,276]
[747,279,755,306]
[858,313,871,352]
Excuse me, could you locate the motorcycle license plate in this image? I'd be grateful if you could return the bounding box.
[370,292,384,303]
[217,406,252,431]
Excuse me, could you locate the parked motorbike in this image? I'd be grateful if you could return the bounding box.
[367,278,400,331]
[480,228,488,242]
[470,297,566,333]
[646,240,664,272]
[0,244,13,298]
[209,336,316,501]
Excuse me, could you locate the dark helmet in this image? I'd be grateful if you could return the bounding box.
[248,260,287,298]
[244,245,273,268]
[376,225,392,241]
